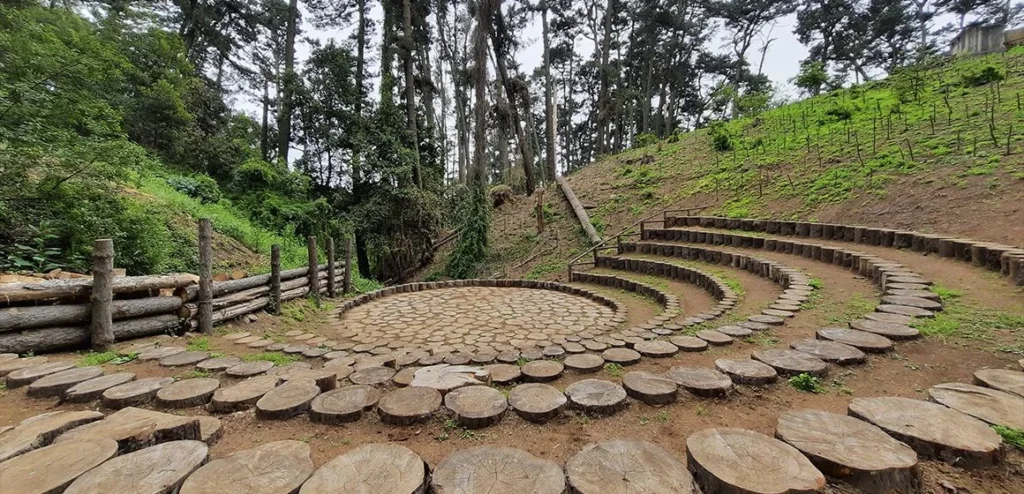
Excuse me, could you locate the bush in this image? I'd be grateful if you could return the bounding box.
[489,184,515,208]
[633,132,658,148]
[166,174,222,204]
[960,64,1005,87]
[708,122,734,152]
[824,106,853,121]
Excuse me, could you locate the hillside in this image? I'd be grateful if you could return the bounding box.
[462,49,1024,282]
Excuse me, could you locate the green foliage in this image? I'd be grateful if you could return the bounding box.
[993,426,1024,450]
[959,64,1005,88]
[77,351,119,367]
[788,373,825,393]
[1,226,67,272]
[634,132,658,148]
[708,122,734,152]
[604,363,624,377]
[489,184,514,208]
[794,60,829,96]
[446,187,490,279]
[244,352,300,366]
[186,337,211,352]
[166,175,222,204]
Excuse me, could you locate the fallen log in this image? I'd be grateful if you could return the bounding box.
[0,274,199,305]
[556,176,602,244]
[0,314,182,354]
[0,296,184,332]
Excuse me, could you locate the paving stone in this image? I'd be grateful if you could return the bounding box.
[445,385,507,429]
[26,366,104,398]
[431,446,565,494]
[666,367,733,398]
[255,380,321,419]
[752,349,828,377]
[565,379,628,415]
[849,319,920,340]
[696,330,733,346]
[54,407,199,453]
[928,382,1024,429]
[179,440,313,494]
[566,440,694,494]
[622,371,678,405]
[849,397,1003,468]
[973,368,1024,397]
[377,386,442,425]
[63,372,136,403]
[776,409,918,493]
[156,378,220,408]
[64,440,208,494]
[209,375,282,412]
[6,361,75,388]
[0,410,105,463]
[714,359,777,385]
[300,443,426,494]
[686,428,825,494]
[102,377,174,409]
[508,383,566,423]
[816,328,893,353]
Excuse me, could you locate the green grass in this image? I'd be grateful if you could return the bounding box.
[993,425,1024,450]
[604,363,624,377]
[243,352,299,366]
[912,298,1024,353]
[788,373,826,393]
[822,293,877,325]
[186,337,211,352]
[77,351,119,367]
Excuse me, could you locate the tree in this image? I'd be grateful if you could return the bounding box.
[540,1,557,181]
[401,0,422,187]
[711,0,795,114]
[277,0,299,165]
[793,60,829,95]
[487,0,536,195]
[867,0,917,73]
[935,0,1006,29]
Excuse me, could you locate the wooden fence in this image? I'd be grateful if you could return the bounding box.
[0,219,352,354]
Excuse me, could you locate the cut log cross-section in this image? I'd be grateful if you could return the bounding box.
[299,443,427,494]
[0,410,105,463]
[431,446,566,494]
[507,383,566,423]
[53,407,200,454]
[566,440,695,494]
[26,366,104,398]
[377,386,443,425]
[255,380,321,420]
[666,366,733,398]
[156,378,221,408]
[565,379,628,415]
[64,440,209,494]
[928,382,1024,429]
[775,409,920,494]
[0,439,119,494]
[622,371,678,405]
[309,385,381,425]
[179,440,314,494]
[209,375,281,413]
[444,385,507,429]
[687,428,826,494]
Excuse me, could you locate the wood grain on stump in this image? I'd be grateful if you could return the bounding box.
[349,366,397,386]
[602,347,641,365]
[747,314,785,325]
[6,361,75,388]
[849,319,920,340]
[634,340,679,358]
[696,330,733,346]
[928,382,1024,429]
[197,416,223,445]
[880,296,942,311]
[863,312,914,325]
[508,383,566,423]
[63,372,136,403]
[521,360,564,382]
[156,378,220,408]
[816,328,893,353]
[886,289,939,300]
[622,371,678,405]
[445,385,508,429]
[775,409,919,494]
[0,357,50,377]
[715,325,753,337]
[566,440,694,494]
[431,446,565,494]
[666,367,733,398]
[276,368,337,391]
[179,440,313,494]
[714,359,777,385]
[64,440,209,494]
[102,377,173,409]
[973,368,1024,397]
[195,357,241,372]
[482,363,522,383]
[159,351,210,367]
[563,354,604,373]
[407,364,490,393]
[789,339,866,365]
[0,410,105,463]
[687,428,825,494]
[752,349,828,377]
[848,397,1004,468]
[737,321,770,331]
[255,380,321,419]
[224,360,273,377]
[0,438,118,494]
[26,366,104,398]
[137,347,184,361]
[209,375,281,413]
[762,309,795,318]
[309,385,381,424]
[876,304,934,318]
[669,335,709,352]
[392,367,417,386]
[377,386,442,425]
[565,379,628,415]
[54,407,199,453]
[223,331,251,340]
[299,443,427,494]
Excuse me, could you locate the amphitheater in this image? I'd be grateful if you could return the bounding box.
[1,215,1022,493]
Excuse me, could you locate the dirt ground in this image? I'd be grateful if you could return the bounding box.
[2,238,1022,492]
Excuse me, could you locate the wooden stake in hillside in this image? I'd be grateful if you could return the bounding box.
[344,237,353,294]
[270,245,281,314]
[326,237,336,298]
[198,219,213,334]
[307,236,320,306]
[90,239,115,351]
[536,189,545,234]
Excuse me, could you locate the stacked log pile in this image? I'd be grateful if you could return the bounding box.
[0,263,344,354]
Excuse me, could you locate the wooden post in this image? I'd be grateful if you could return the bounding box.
[326,237,336,298]
[343,236,353,294]
[270,244,281,314]
[536,189,545,234]
[90,239,115,351]
[307,235,320,305]
[198,218,213,334]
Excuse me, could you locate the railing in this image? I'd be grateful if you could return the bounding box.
[566,205,708,279]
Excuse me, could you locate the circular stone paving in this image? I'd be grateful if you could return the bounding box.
[332,286,616,352]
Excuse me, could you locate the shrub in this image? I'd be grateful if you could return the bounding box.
[166,174,222,204]
[708,122,734,152]
[824,106,853,121]
[960,64,1005,87]
[788,373,825,393]
[489,184,515,208]
[633,132,658,148]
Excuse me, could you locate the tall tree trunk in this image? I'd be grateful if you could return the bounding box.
[439,0,468,184]
[277,0,299,165]
[542,5,557,180]
[487,2,535,195]
[595,0,614,156]
[471,0,489,187]
[261,77,270,162]
[403,0,422,188]
[495,80,511,182]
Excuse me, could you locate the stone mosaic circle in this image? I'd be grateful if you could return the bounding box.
[334,286,617,352]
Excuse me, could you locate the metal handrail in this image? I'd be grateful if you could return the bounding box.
[566,204,708,279]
